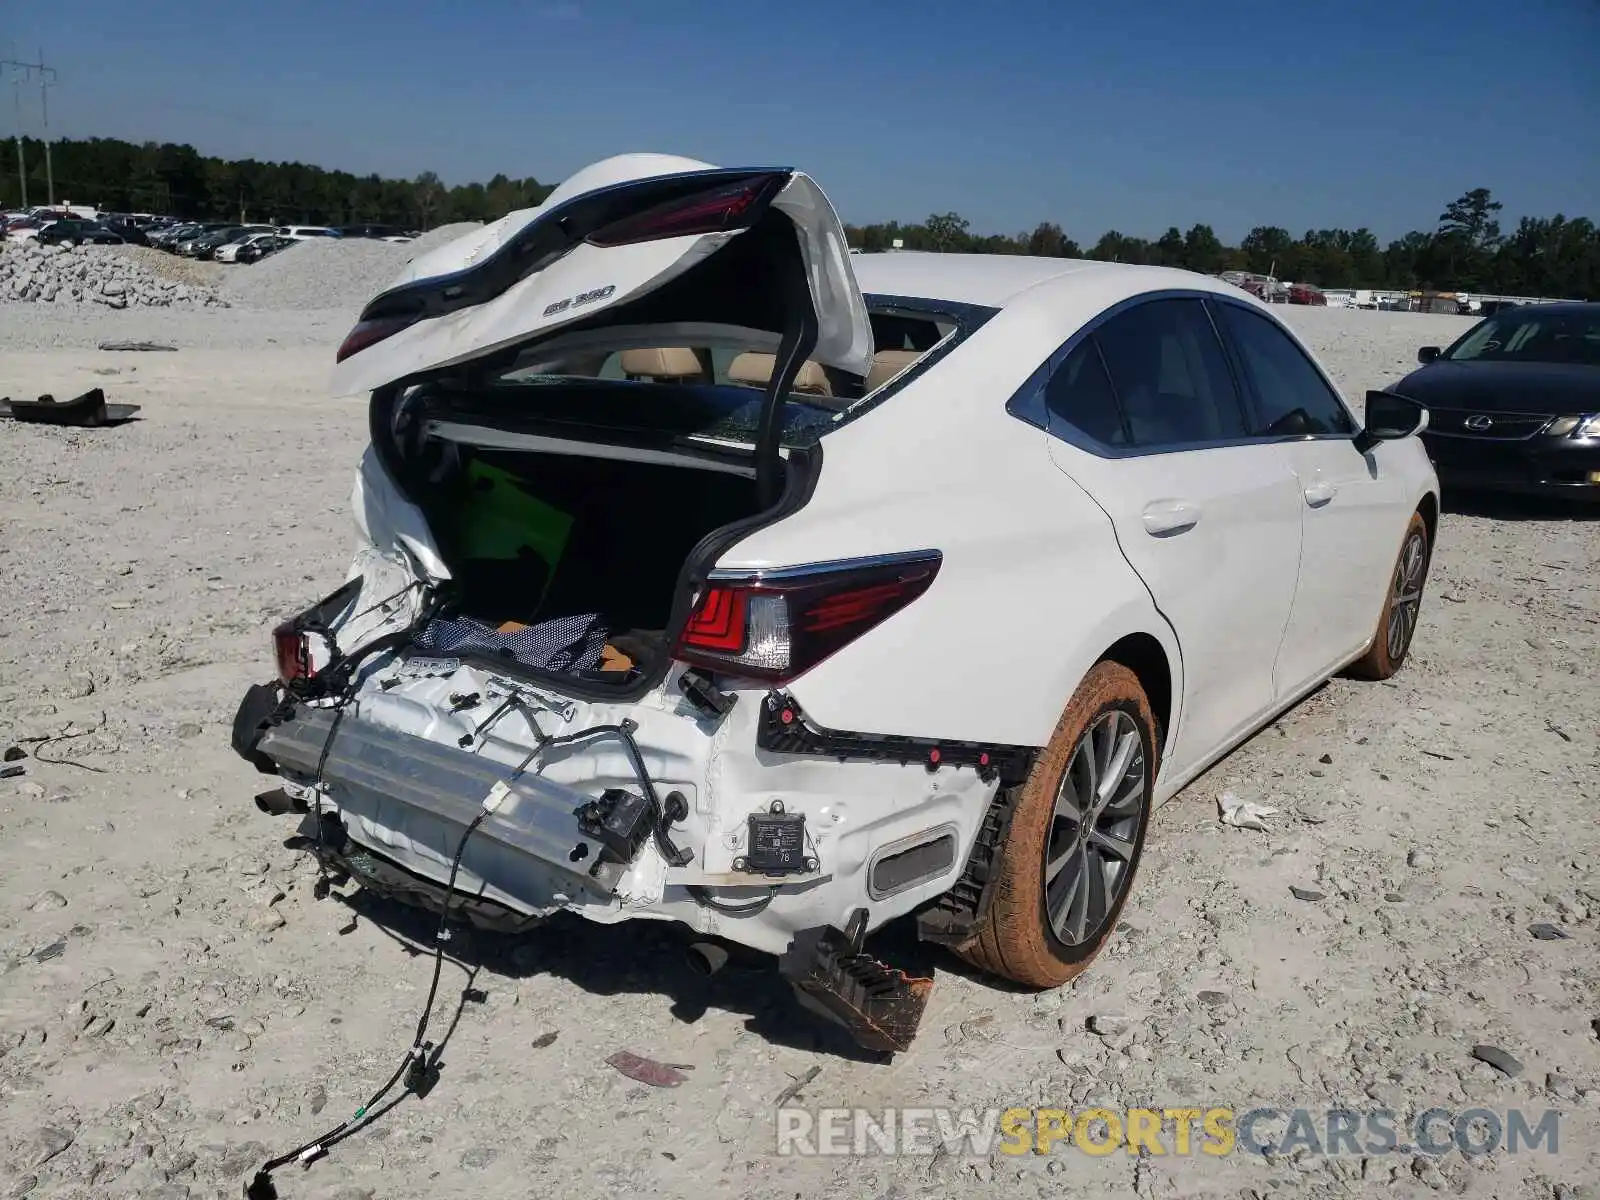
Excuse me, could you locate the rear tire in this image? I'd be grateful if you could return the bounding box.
[1348,512,1429,680]
[956,661,1156,989]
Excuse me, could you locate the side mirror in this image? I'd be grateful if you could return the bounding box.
[1417,346,1442,364]
[1355,390,1429,454]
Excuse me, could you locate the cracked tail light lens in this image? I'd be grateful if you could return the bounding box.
[674,554,941,685]
[273,621,313,684]
[335,314,420,363]
[586,174,786,248]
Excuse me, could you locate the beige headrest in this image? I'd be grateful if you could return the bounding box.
[726,352,833,396]
[619,347,702,380]
[866,348,923,392]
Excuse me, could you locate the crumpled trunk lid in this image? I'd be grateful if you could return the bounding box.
[329,153,873,398]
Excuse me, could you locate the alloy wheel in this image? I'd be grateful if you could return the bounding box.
[1043,709,1147,946]
[1386,530,1428,660]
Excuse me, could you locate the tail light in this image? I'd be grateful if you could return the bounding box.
[587,173,786,248]
[273,620,314,683]
[674,552,941,685]
[335,314,420,363]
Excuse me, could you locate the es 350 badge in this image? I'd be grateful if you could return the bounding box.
[544,284,616,318]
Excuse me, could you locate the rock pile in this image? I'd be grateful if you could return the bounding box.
[0,240,228,308]
[219,222,484,313]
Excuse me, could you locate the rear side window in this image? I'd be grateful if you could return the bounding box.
[1044,340,1127,446]
[1093,299,1248,447]
[1216,303,1355,436]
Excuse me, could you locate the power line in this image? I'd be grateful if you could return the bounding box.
[3,51,57,207]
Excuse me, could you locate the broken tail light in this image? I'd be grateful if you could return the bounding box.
[586,173,787,248]
[674,553,941,685]
[334,314,420,363]
[273,620,314,684]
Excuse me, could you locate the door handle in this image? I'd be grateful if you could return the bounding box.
[1303,480,1337,507]
[1141,500,1201,536]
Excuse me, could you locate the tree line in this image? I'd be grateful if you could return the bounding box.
[848,190,1598,299]
[3,137,1594,298]
[0,135,554,232]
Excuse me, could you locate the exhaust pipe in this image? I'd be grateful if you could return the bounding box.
[254,787,306,816]
[685,941,732,977]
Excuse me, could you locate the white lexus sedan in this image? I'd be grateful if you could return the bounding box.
[232,154,1437,1052]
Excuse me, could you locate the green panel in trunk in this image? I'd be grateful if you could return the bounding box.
[458,460,574,575]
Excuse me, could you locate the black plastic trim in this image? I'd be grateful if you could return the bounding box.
[755,692,1037,785]
[232,682,289,773]
[915,784,1019,947]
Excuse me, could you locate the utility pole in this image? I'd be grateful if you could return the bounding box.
[7,65,23,208]
[3,52,57,209]
[38,52,56,207]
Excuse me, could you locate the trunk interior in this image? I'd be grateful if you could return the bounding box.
[403,438,765,685]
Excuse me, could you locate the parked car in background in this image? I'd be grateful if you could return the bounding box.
[1287,283,1327,306]
[277,225,341,241]
[3,216,49,241]
[216,231,286,262]
[183,225,273,258]
[148,222,202,249]
[175,226,238,256]
[235,234,293,264]
[1396,302,1600,501]
[37,219,126,246]
[232,152,1441,1053]
[102,220,150,246]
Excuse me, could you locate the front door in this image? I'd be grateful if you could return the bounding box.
[1210,300,1406,694]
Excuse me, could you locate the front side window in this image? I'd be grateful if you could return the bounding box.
[1216,303,1355,436]
[1092,298,1248,447]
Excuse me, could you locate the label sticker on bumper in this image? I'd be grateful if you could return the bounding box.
[400,656,462,677]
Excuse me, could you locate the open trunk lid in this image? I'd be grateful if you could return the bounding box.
[329,153,873,399]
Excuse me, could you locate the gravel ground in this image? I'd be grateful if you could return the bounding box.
[0,304,1596,1200]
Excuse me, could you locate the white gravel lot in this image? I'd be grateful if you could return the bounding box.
[0,303,1596,1200]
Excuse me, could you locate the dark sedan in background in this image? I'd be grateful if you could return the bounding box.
[1394,302,1600,501]
[36,219,126,246]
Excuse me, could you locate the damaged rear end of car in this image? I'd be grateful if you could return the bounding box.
[231,155,1011,1051]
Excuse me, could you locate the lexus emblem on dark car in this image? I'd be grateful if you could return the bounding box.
[1464,414,1494,431]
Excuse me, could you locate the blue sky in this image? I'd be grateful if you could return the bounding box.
[8,0,1597,241]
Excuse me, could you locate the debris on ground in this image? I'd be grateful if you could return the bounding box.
[1218,791,1279,831]
[1529,922,1571,941]
[0,388,140,426]
[773,1065,822,1107]
[604,1051,693,1088]
[1471,1043,1525,1077]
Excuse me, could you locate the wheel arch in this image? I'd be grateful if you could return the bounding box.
[1416,490,1438,556]
[1099,632,1174,766]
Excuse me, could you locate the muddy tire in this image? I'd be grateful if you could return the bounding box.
[956,661,1156,989]
[1348,512,1430,681]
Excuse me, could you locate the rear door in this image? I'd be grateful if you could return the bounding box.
[1040,297,1305,780]
[330,154,873,399]
[1211,299,1406,692]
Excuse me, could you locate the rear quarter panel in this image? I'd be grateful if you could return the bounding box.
[721,308,1182,751]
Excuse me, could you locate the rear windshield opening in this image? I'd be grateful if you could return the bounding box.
[487,304,961,439]
[369,299,977,693]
